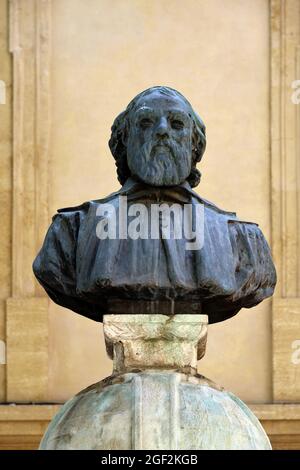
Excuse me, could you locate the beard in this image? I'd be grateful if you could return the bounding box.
[127,138,192,186]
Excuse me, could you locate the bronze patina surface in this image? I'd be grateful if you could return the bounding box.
[33,87,276,323]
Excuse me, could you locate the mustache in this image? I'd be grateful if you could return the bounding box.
[141,139,189,175]
[143,139,180,160]
[152,139,172,148]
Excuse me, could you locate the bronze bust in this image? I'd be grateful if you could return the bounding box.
[33,86,276,323]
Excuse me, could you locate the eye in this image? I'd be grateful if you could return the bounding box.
[171,119,184,130]
[139,118,153,129]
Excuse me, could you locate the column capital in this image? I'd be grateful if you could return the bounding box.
[103,314,208,374]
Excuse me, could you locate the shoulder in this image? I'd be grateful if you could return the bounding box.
[196,197,259,228]
[201,198,237,218]
[56,189,122,216]
[187,188,237,217]
[46,201,93,239]
[56,200,91,215]
[187,187,264,231]
[227,218,259,228]
[200,199,266,241]
[48,202,90,234]
[186,186,262,224]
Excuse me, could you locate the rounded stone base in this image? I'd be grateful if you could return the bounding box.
[40,371,271,450]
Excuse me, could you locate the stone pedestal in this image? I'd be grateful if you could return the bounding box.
[39,314,271,450]
[104,314,208,373]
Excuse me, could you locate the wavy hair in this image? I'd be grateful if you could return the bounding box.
[108,86,206,188]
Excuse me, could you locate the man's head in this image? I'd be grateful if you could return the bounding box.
[109,86,206,187]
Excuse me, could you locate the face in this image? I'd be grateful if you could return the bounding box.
[126,91,193,186]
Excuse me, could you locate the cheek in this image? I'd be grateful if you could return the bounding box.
[132,128,152,145]
[173,130,192,146]
[128,130,143,148]
[142,128,155,142]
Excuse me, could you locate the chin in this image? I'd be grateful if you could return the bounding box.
[134,169,188,187]
[128,148,191,187]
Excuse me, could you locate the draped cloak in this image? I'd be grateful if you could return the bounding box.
[33,177,276,324]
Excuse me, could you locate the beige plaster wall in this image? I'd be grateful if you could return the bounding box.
[47,0,271,402]
[0,0,12,402]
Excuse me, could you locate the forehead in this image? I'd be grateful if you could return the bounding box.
[133,91,191,115]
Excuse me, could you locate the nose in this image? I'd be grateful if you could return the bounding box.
[155,116,169,139]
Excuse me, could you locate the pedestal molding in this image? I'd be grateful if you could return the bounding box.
[7,0,52,402]
[271,0,300,401]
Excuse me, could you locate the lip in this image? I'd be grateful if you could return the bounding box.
[154,142,169,149]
